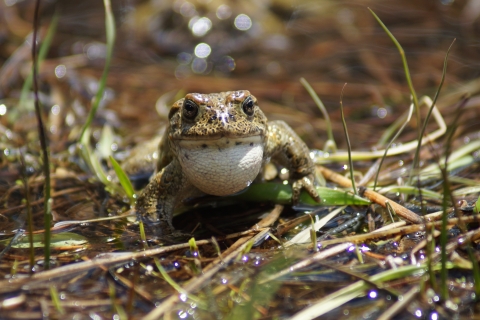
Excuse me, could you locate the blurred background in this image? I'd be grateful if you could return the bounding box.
[1,0,479,150]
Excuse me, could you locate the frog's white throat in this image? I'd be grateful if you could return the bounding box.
[176,136,264,196]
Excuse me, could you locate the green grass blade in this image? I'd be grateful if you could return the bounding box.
[373,102,414,190]
[31,0,52,270]
[339,84,356,194]
[377,111,407,146]
[300,77,337,152]
[368,7,419,126]
[152,258,202,304]
[19,154,35,271]
[376,185,442,200]
[18,11,59,112]
[438,98,465,300]
[79,129,122,196]
[50,285,65,315]
[439,168,450,300]
[466,245,480,296]
[109,155,136,204]
[108,280,128,320]
[412,39,455,186]
[79,130,109,185]
[368,8,422,185]
[79,0,116,141]
[225,257,286,320]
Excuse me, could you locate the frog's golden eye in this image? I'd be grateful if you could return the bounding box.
[183,99,199,120]
[242,96,255,116]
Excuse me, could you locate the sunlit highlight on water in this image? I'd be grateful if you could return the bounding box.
[234,14,252,31]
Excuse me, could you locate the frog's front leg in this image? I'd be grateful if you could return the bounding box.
[266,120,320,204]
[135,159,190,237]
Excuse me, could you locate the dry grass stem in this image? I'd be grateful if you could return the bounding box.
[317,166,423,224]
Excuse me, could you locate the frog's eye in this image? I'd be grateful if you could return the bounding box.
[242,96,255,116]
[183,99,199,120]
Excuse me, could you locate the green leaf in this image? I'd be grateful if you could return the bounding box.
[230,182,370,206]
[0,232,88,248]
[110,155,135,204]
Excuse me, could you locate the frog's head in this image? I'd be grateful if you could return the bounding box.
[167,91,268,196]
[168,90,267,141]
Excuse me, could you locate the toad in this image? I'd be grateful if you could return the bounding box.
[127,90,320,236]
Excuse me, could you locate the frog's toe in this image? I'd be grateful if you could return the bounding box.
[292,175,320,204]
[165,230,192,241]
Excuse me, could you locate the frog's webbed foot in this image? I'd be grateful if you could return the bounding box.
[291,174,320,205]
[135,209,191,241]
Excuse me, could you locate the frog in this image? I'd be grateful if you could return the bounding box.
[128,90,320,237]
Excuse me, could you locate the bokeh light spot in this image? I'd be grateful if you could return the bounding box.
[234,14,252,31]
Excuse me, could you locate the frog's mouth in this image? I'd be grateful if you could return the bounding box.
[175,135,264,196]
